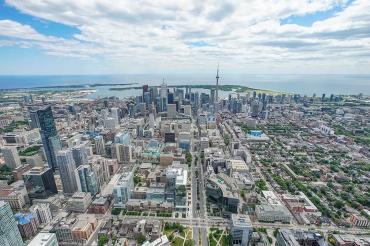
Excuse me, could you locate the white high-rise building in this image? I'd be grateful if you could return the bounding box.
[149,113,155,129]
[111,107,120,125]
[28,232,59,246]
[160,81,168,98]
[183,105,191,116]
[94,136,106,156]
[0,201,24,246]
[104,117,118,130]
[1,146,21,169]
[101,108,109,120]
[56,150,78,195]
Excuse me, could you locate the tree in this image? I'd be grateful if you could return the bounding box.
[224,137,230,146]
[334,200,345,209]
[98,235,108,246]
[136,233,147,244]
[134,175,141,186]
[240,190,246,199]
[186,151,192,166]
[111,208,121,215]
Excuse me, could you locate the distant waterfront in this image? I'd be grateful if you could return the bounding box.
[0,74,369,95]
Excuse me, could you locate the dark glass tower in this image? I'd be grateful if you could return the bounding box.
[23,167,58,199]
[30,105,61,170]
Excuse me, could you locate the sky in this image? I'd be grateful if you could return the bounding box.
[0,0,370,75]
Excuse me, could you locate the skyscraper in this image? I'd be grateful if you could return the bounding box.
[0,201,24,246]
[94,135,106,156]
[56,150,78,195]
[72,145,88,167]
[30,105,61,170]
[116,144,132,164]
[76,165,99,196]
[167,104,177,118]
[1,146,21,169]
[110,107,119,125]
[160,80,168,98]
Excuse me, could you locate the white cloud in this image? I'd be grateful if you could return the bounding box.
[1,0,370,73]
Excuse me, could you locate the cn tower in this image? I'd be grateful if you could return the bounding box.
[216,64,220,103]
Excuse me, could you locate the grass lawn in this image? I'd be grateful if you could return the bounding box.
[221,235,229,246]
[185,229,192,240]
[172,237,184,246]
[209,236,218,246]
[163,229,174,237]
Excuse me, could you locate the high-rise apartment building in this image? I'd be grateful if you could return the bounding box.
[56,150,78,195]
[1,146,21,169]
[0,201,24,246]
[76,165,99,196]
[72,144,88,167]
[116,144,132,164]
[94,135,106,156]
[167,104,177,118]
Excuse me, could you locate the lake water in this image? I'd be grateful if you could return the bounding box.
[0,74,369,96]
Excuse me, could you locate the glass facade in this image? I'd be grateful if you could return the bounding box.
[32,105,61,170]
[0,201,24,246]
[23,167,58,199]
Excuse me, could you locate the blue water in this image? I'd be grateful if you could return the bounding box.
[0,74,369,95]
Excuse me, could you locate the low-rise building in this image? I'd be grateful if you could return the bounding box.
[88,196,110,214]
[15,212,40,239]
[142,235,170,246]
[0,180,28,210]
[331,234,370,246]
[28,232,59,246]
[276,229,327,246]
[125,200,173,212]
[67,192,92,213]
[206,173,239,213]
[255,204,291,223]
[113,171,134,208]
[349,214,370,228]
[30,203,53,224]
[71,214,98,242]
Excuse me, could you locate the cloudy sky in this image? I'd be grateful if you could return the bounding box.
[0,0,369,75]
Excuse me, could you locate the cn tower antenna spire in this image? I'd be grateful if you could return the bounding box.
[216,63,220,103]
